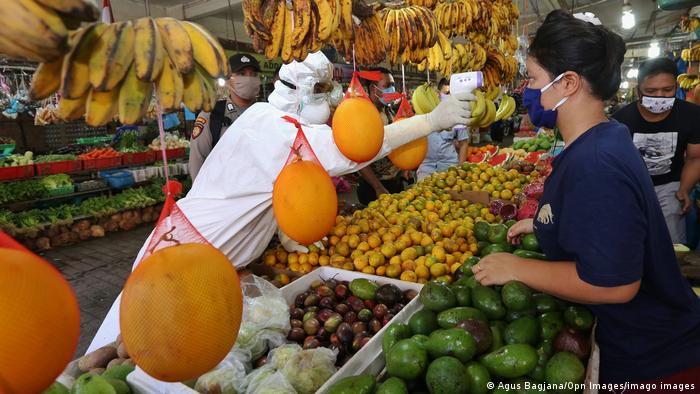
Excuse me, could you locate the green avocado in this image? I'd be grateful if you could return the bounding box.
[425,357,470,394]
[501,281,534,312]
[504,316,540,346]
[544,352,585,394]
[437,306,488,328]
[376,377,408,394]
[408,309,439,336]
[419,281,457,312]
[522,234,540,252]
[425,328,477,363]
[474,221,490,242]
[488,224,509,244]
[386,339,429,381]
[472,285,506,320]
[539,312,565,341]
[481,344,538,379]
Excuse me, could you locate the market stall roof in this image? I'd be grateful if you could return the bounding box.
[519,0,688,51]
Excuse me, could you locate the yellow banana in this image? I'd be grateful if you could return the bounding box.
[471,90,486,119]
[35,0,99,22]
[86,87,120,126]
[156,17,194,74]
[281,7,294,63]
[30,56,64,100]
[61,23,106,99]
[485,86,500,101]
[493,95,511,121]
[89,21,135,92]
[291,0,311,47]
[119,64,153,125]
[182,21,229,78]
[156,57,184,112]
[265,0,286,60]
[479,98,496,128]
[197,66,217,113]
[0,0,69,61]
[182,70,204,113]
[57,95,87,121]
[316,0,334,41]
[133,17,165,82]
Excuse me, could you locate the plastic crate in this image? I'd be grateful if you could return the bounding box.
[99,170,134,189]
[82,156,122,171]
[164,148,186,159]
[0,165,35,180]
[122,151,155,166]
[35,160,82,176]
[46,184,75,197]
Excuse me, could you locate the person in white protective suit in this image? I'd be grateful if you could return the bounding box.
[87,51,473,353]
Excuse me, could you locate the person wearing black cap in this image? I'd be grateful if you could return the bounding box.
[189,53,262,180]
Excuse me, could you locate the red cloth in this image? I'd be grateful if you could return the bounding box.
[602,365,700,393]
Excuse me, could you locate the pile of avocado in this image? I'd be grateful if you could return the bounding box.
[43,365,135,394]
[327,275,594,394]
[472,221,546,261]
[512,136,554,153]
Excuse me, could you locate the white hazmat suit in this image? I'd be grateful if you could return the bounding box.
[88,52,472,353]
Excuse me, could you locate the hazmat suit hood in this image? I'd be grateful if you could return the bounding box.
[268,51,334,125]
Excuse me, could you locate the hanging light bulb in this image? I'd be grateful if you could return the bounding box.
[621,1,635,30]
[648,41,660,58]
[217,78,226,87]
[627,68,638,79]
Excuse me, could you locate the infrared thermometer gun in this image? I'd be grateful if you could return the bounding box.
[450,71,484,133]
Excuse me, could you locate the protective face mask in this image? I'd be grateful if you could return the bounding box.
[375,86,396,106]
[230,75,261,100]
[522,73,569,129]
[299,93,331,125]
[641,96,675,114]
[440,93,448,101]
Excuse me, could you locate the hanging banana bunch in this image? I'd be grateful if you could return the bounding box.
[244,0,349,63]
[29,17,229,127]
[411,83,440,115]
[406,0,439,9]
[0,0,99,63]
[351,13,388,66]
[434,0,474,38]
[379,5,439,65]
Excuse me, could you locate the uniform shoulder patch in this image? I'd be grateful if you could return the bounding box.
[192,116,207,140]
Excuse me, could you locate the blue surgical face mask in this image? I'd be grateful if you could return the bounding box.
[522,73,569,129]
[374,85,396,106]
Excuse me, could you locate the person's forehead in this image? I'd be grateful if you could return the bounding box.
[234,66,258,74]
[640,73,676,87]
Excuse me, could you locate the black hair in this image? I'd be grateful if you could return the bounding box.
[637,58,678,85]
[528,9,626,100]
[438,78,449,89]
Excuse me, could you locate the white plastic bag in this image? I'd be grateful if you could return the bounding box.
[249,371,296,394]
[194,349,250,394]
[281,348,338,394]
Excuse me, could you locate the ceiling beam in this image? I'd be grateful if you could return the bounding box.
[165,0,242,20]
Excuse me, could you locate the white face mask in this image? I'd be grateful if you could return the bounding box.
[299,93,330,124]
[641,96,675,114]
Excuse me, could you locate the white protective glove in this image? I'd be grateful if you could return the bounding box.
[278,228,325,253]
[384,91,474,150]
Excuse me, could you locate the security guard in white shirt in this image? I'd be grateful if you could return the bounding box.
[188,53,262,180]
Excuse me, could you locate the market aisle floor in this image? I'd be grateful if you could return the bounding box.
[41,225,153,358]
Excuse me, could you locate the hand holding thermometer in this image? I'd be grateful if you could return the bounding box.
[450,71,483,132]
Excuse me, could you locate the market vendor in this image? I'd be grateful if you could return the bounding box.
[188,53,261,180]
[417,84,470,181]
[88,51,474,352]
[613,57,700,244]
[473,10,700,387]
[356,67,405,205]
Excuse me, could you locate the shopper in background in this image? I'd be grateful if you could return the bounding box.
[438,77,450,98]
[188,53,261,180]
[473,10,700,388]
[613,58,700,244]
[417,83,470,181]
[356,67,405,205]
[89,52,475,352]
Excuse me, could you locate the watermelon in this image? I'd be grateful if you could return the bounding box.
[468,153,485,163]
[487,153,512,166]
[524,152,543,163]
